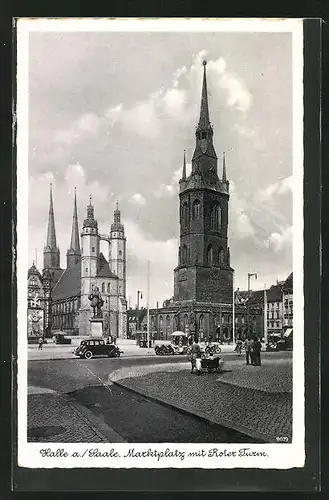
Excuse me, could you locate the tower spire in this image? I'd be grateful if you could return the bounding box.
[197,60,211,130]
[67,188,81,267]
[182,150,187,181]
[43,183,60,269]
[70,188,80,251]
[46,183,57,249]
[222,152,227,182]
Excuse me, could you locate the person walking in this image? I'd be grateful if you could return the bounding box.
[244,337,253,365]
[38,336,43,350]
[190,338,202,375]
[235,338,243,354]
[253,337,262,366]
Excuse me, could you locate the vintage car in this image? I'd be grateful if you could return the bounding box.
[53,333,72,345]
[154,343,175,356]
[154,332,192,356]
[73,339,121,359]
[266,338,293,352]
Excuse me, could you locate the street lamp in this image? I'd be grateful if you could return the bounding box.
[247,272,257,337]
[136,290,143,330]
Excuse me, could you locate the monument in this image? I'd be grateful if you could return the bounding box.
[88,286,104,337]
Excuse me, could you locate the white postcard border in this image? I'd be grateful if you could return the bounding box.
[17,18,304,469]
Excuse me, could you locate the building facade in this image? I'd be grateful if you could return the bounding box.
[282,272,293,332]
[28,186,127,339]
[142,61,262,342]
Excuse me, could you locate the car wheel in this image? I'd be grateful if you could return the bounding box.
[215,346,221,354]
[84,350,93,359]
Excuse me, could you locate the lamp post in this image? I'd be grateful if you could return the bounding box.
[136,290,142,330]
[247,272,257,337]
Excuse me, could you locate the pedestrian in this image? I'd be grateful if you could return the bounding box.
[253,337,262,366]
[38,336,43,350]
[190,338,202,375]
[235,338,243,354]
[244,337,253,365]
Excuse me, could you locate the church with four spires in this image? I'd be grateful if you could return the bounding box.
[27,188,127,339]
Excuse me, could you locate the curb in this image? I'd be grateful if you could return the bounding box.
[28,353,188,362]
[62,393,126,443]
[112,379,273,443]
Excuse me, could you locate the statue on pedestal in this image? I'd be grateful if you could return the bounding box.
[88,286,104,318]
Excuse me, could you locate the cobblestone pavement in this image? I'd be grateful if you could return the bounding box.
[27,388,106,443]
[113,363,292,443]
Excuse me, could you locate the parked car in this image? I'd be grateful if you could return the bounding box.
[73,339,121,359]
[266,339,292,352]
[53,333,71,345]
[154,344,175,356]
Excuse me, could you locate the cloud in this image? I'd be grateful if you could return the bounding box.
[258,176,293,201]
[130,193,146,205]
[53,113,102,145]
[162,88,187,117]
[233,124,265,149]
[154,163,192,198]
[265,226,292,253]
[125,220,177,306]
[229,181,255,239]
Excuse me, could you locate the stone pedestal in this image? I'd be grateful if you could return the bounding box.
[89,318,104,338]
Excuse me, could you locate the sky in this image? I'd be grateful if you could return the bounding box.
[27,28,294,308]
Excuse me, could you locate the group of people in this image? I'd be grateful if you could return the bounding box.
[235,337,262,366]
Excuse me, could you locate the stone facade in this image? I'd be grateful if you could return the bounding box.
[30,186,127,339]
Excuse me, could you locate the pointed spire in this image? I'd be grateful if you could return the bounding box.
[46,183,57,249]
[197,60,211,130]
[182,150,187,181]
[44,183,60,270]
[69,188,80,252]
[222,152,227,182]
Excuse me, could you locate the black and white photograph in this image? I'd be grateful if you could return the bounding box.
[17,18,304,469]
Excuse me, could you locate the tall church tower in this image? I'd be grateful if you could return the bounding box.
[66,188,81,268]
[80,197,99,309]
[174,60,234,304]
[43,184,61,270]
[109,202,126,299]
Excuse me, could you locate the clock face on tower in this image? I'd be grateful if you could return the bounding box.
[200,138,208,153]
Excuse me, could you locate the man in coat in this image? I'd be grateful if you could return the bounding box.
[190,338,202,374]
[244,337,254,365]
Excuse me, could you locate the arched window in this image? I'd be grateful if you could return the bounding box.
[102,283,105,293]
[211,205,222,231]
[192,199,201,220]
[107,283,111,293]
[159,316,163,333]
[182,245,188,265]
[206,244,213,265]
[182,202,188,227]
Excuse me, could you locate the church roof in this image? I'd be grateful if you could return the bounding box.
[96,253,118,279]
[52,264,81,300]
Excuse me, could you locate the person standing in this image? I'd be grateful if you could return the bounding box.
[190,338,202,374]
[244,337,253,365]
[38,336,43,350]
[253,337,262,366]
